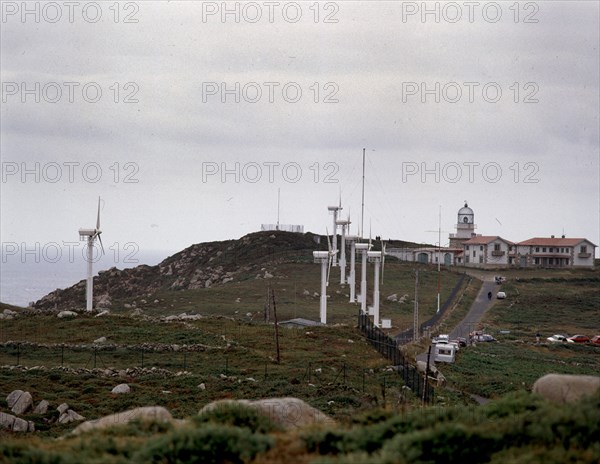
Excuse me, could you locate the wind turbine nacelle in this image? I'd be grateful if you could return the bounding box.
[367,251,383,262]
[79,228,96,237]
[327,206,342,211]
[355,243,370,251]
[345,235,359,242]
[313,251,330,261]
[336,219,349,226]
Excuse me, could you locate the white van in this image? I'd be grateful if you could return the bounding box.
[434,343,456,363]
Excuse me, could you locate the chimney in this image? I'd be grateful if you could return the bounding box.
[561,234,565,239]
[551,235,555,238]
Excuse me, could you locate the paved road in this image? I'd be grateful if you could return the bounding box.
[450,274,499,340]
[417,272,501,404]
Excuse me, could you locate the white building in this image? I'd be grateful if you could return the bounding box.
[512,237,596,269]
[461,235,514,268]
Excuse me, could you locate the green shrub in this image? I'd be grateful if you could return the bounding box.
[133,424,274,464]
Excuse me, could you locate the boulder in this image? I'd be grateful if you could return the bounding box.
[111,384,131,394]
[33,400,50,414]
[72,406,174,435]
[58,410,85,424]
[57,310,78,318]
[0,412,15,430]
[532,374,600,404]
[95,310,110,318]
[57,403,69,414]
[94,336,107,344]
[7,390,33,415]
[199,397,335,430]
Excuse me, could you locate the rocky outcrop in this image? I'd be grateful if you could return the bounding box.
[0,411,35,432]
[32,231,322,311]
[199,397,335,430]
[72,406,174,435]
[111,384,131,394]
[532,374,600,404]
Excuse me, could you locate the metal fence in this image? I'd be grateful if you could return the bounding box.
[358,312,434,404]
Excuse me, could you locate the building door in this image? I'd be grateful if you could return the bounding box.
[417,253,428,264]
[444,253,452,265]
[520,256,527,267]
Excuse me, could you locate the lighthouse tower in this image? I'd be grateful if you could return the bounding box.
[449,202,476,248]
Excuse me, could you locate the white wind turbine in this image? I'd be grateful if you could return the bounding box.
[336,216,350,284]
[327,198,342,267]
[345,234,358,303]
[355,242,371,312]
[313,230,337,324]
[367,248,384,327]
[78,197,105,312]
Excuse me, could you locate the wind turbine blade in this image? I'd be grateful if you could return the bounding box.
[327,253,332,286]
[97,233,105,255]
[326,227,332,252]
[96,197,101,230]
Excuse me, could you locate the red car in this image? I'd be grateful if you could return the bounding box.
[591,335,600,346]
[567,335,590,344]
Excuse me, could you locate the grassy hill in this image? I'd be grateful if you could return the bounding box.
[1,233,599,463]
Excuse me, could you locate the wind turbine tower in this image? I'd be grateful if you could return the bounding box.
[367,250,383,327]
[336,217,350,284]
[355,242,370,312]
[78,197,105,312]
[327,201,342,267]
[346,235,358,303]
[313,233,337,324]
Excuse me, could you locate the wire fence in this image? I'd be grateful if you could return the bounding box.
[0,342,421,406]
[357,313,434,404]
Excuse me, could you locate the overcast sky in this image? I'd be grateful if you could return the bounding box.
[1,0,599,265]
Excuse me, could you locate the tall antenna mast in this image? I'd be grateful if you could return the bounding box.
[276,188,280,231]
[361,148,366,238]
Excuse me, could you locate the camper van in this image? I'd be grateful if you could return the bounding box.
[434,343,456,363]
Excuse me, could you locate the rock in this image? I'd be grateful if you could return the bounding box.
[0,412,15,431]
[131,308,143,316]
[33,400,49,414]
[222,277,233,284]
[124,304,132,309]
[264,272,274,279]
[57,403,69,414]
[72,406,173,435]
[57,310,78,318]
[3,309,17,316]
[59,410,85,424]
[153,299,159,304]
[111,384,131,394]
[8,390,33,415]
[313,292,319,298]
[532,374,600,404]
[12,417,30,432]
[198,383,206,391]
[199,397,335,430]
[386,293,398,301]
[94,336,107,344]
[95,310,110,317]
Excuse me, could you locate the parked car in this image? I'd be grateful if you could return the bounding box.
[546,334,568,343]
[494,276,506,284]
[432,334,450,344]
[567,335,590,344]
[452,337,468,347]
[496,291,506,299]
[590,335,600,346]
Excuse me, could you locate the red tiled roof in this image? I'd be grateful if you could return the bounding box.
[463,236,514,245]
[517,237,596,247]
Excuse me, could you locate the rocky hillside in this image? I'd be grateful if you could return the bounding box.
[33,231,322,311]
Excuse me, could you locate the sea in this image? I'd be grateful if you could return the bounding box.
[1,248,171,307]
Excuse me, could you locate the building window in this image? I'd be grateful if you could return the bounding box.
[473,250,476,257]
[549,248,553,252]
[542,247,546,252]
[466,245,469,250]
[509,257,513,264]
[581,246,587,253]
[494,244,501,251]
[535,258,540,265]
[535,247,540,252]
[479,255,483,263]
[480,245,483,251]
